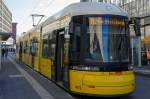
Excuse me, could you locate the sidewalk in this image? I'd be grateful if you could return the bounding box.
[0,55,74,99]
[0,57,41,99]
[134,65,150,76]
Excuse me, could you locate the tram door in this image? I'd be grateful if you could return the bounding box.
[55,29,65,84]
[19,42,23,61]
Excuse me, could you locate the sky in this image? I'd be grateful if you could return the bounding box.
[5,0,79,35]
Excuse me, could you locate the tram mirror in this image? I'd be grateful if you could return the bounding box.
[65,27,69,33]
[69,22,73,34]
[40,27,43,33]
[130,17,141,36]
[133,18,141,36]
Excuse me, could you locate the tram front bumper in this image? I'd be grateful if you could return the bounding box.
[69,70,135,96]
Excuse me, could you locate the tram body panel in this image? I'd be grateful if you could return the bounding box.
[28,54,32,67]
[26,34,30,66]
[16,52,19,60]
[16,37,20,60]
[40,58,52,79]
[39,37,52,78]
[28,32,41,71]
[34,56,40,71]
[19,40,23,61]
[69,70,134,95]
[23,53,29,65]
[35,39,41,72]
[22,42,26,63]
[21,34,29,65]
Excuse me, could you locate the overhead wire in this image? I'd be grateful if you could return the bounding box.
[10,0,77,34]
[23,0,55,26]
[39,0,55,14]
[30,0,56,25]
[19,0,43,33]
[31,0,41,13]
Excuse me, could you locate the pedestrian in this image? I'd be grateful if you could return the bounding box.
[13,48,15,54]
[1,48,5,58]
[5,48,8,58]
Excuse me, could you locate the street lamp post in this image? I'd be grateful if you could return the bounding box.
[138,37,142,67]
[0,35,1,71]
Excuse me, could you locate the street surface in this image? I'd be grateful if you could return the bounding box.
[0,55,150,99]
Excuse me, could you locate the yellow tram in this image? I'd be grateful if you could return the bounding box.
[16,2,135,96]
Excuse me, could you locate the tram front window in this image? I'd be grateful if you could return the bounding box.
[70,16,130,64]
[85,17,130,62]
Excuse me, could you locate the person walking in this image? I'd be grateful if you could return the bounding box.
[4,48,8,58]
[1,48,5,58]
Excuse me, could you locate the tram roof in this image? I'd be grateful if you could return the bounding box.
[43,2,128,25]
[66,2,128,16]
[25,2,128,34]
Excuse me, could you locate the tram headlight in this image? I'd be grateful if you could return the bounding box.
[128,65,134,70]
[72,65,99,71]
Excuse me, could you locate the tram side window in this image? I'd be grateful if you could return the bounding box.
[23,42,25,53]
[49,32,56,60]
[26,41,30,54]
[31,40,38,56]
[42,35,50,58]
[20,42,23,53]
[27,42,30,54]
[70,16,83,61]
[34,43,38,56]
[29,42,32,54]
[24,41,28,53]
[16,44,19,53]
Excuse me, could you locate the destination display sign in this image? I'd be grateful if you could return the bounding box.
[89,17,125,26]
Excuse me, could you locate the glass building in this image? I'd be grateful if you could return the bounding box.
[114,0,150,65]
[119,0,150,17]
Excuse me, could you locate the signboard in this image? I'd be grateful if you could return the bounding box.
[89,17,125,26]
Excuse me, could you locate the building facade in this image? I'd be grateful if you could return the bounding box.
[118,0,150,37]
[119,0,150,65]
[118,0,149,66]
[80,0,120,5]
[12,22,17,44]
[0,0,12,33]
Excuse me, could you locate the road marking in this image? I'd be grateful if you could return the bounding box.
[135,70,150,73]
[9,74,24,78]
[134,69,150,75]
[9,58,54,99]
